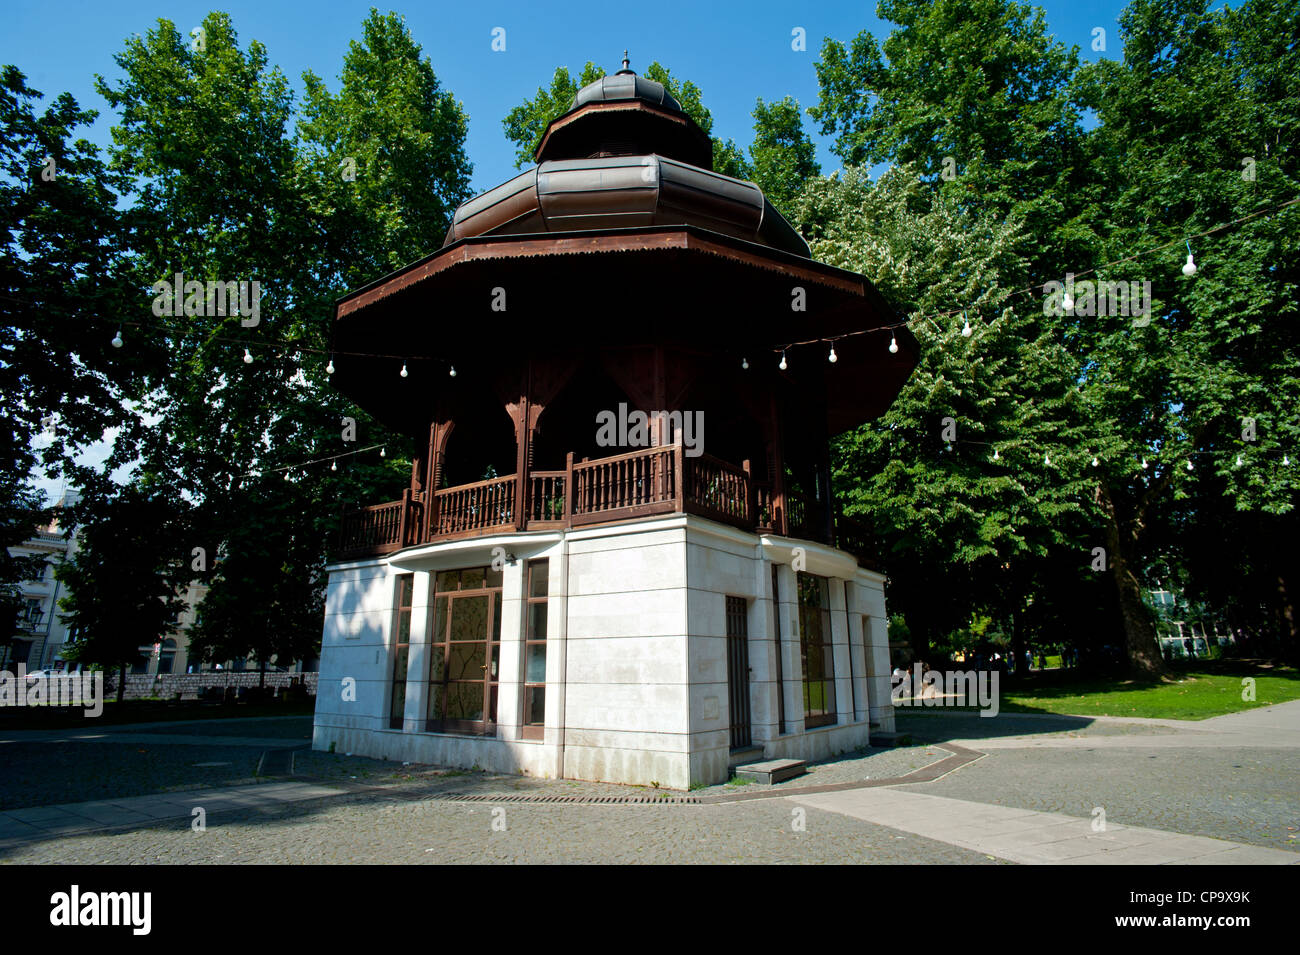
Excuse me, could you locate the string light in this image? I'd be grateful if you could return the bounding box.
[111,329,123,348]
[828,343,838,363]
[779,350,787,370]
[992,448,1000,461]
[1186,459,1194,471]
[326,356,334,375]
[888,336,899,355]
[1091,455,1099,467]
[1182,240,1197,276]
[1062,289,1075,311]
[400,363,408,378]
[1236,454,1244,466]
[380,447,386,458]
[1044,452,1051,466]
[1285,455,1292,466]
[961,312,972,337]
[283,471,291,481]
[1141,457,1149,470]
[741,357,749,370]
[449,366,457,378]
[243,348,253,364]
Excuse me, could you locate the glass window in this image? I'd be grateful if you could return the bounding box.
[389,574,414,729]
[521,559,549,738]
[797,572,837,728]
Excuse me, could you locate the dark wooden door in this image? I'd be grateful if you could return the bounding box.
[725,596,752,750]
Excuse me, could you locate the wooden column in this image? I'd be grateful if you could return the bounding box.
[768,392,787,536]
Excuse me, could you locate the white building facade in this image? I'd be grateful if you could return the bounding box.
[313,514,895,789]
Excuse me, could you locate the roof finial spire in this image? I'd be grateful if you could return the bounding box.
[621,49,631,72]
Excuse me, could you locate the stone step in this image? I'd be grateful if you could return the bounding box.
[733,758,807,785]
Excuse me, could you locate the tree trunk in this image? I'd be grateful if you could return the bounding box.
[1097,481,1167,679]
[1010,606,1026,679]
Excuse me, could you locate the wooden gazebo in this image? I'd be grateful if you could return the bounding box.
[332,59,917,562]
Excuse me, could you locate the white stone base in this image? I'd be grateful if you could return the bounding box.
[312,514,893,789]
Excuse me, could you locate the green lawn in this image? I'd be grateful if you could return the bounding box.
[999,661,1300,720]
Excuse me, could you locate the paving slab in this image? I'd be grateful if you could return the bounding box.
[789,788,1300,865]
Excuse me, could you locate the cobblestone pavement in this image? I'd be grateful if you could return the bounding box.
[0,787,1004,865]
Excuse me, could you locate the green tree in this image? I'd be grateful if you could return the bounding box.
[92,12,419,674]
[748,96,820,212]
[0,65,141,624]
[298,8,473,285]
[56,487,189,702]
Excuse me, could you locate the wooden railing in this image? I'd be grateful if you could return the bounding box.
[337,490,421,558]
[683,453,751,526]
[527,471,566,525]
[570,445,678,524]
[336,445,884,571]
[431,474,515,537]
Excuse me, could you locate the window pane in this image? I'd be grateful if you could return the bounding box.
[525,685,546,725]
[490,642,500,679]
[525,644,547,683]
[527,602,548,641]
[445,682,484,721]
[488,683,499,722]
[393,646,409,682]
[397,608,412,644]
[492,591,502,641]
[450,595,489,640]
[436,570,460,592]
[398,574,414,607]
[529,559,550,598]
[431,596,448,640]
[486,566,503,589]
[428,646,445,682]
[460,567,486,590]
[448,643,485,681]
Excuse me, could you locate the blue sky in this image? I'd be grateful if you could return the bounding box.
[2,0,1133,193]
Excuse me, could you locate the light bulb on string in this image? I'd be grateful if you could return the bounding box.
[1186,459,1194,471]
[331,460,337,472]
[243,348,253,364]
[1062,290,1075,311]
[400,363,408,378]
[326,357,334,376]
[1285,455,1292,466]
[1141,457,1148,470]
[111,329,124,348]
[1236,454,1244,466]
[741,357,749,370]
[961,312,972,338]
[1182,240,1197,276]
[449,365,457,378]
[283,470,291,481]
[1044,452,1051,466]
[779,350,787,370]
[380,447,386,458]
[992,448,1000,461]
[1091,456,1099,467]
[828,343,838,363]
[888,336,899,355]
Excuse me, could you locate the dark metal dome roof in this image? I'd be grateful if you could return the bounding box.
[567,70,684,115]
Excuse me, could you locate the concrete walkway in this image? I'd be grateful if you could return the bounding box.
[0,780,346,847]
[907,698,1300,751]
[788,787,1300,865]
